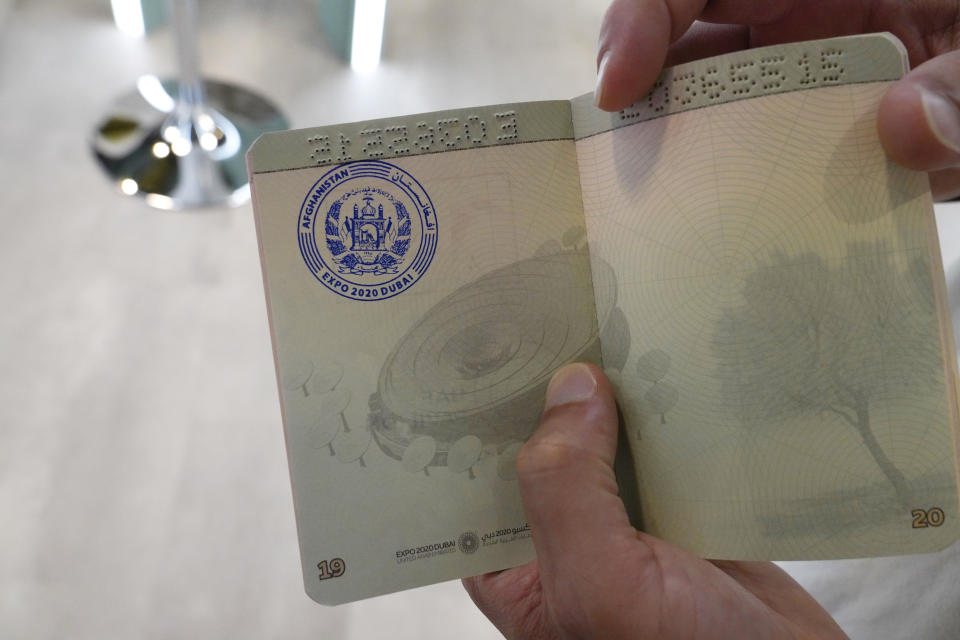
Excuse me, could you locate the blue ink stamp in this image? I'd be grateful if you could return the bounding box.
[298,160,438,301]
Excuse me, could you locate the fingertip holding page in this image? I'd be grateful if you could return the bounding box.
[923,89,960,155]
[879,81,960,173]
[250,34,960,604]
[593,52,610,109]
[595,0,674,111]
[878,50,960,177]
[544,363,598,410]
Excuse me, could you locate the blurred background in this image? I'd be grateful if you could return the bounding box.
[1,1,958,638]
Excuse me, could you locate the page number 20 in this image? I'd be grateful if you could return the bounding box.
[911,507,945,528]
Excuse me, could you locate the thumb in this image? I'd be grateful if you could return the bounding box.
[516,363,638,599]
[878,50,960,200]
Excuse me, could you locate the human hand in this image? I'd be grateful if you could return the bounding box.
[592,0,960,201]
[463,363,848,639]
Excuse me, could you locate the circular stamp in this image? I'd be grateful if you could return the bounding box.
[298,160,438,301]
[457,531,479,555]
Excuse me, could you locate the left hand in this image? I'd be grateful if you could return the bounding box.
[592,0,960,200]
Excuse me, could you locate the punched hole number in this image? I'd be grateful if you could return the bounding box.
[318,557,346,581]
[911,507,945,529]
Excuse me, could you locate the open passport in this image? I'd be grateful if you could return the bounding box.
[247,34,960,604]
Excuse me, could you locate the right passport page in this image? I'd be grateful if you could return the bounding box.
[576,33,960,559]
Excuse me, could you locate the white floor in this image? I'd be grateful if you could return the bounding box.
[1,2,959,639]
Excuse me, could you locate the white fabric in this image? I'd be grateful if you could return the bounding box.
[781,540,960,639]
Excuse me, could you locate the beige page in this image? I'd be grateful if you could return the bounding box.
[251,121,599,603]
[574,34,960,560]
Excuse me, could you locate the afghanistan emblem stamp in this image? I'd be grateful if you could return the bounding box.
[298,160,438,301]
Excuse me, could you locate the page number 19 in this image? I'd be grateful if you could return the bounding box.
[318,558,345,581]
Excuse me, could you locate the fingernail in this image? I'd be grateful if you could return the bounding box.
[545,364,597,410]
[593,52,610,109]
[922,89,960,154]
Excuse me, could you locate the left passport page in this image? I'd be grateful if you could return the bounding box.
[247,101,599,604]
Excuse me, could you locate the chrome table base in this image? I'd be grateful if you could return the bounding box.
[92,77,287,209]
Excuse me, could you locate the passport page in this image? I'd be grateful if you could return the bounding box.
[249,101,607,604]
[573,33,960,560]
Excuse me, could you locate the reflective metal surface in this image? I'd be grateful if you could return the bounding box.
[91,77,287,209]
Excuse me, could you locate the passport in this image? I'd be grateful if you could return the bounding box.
[247,33,960,604]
